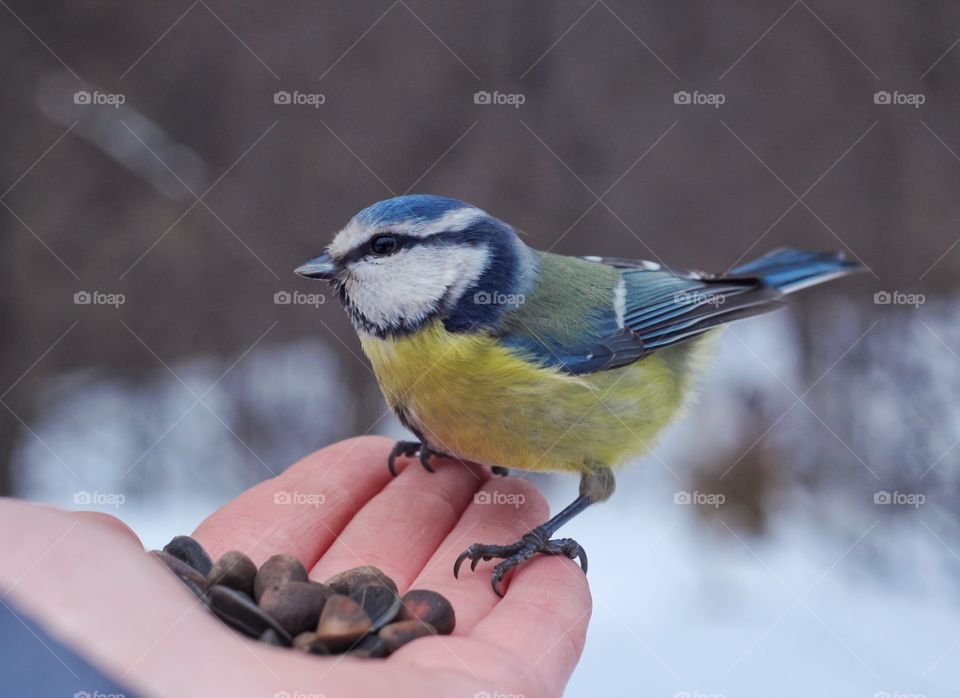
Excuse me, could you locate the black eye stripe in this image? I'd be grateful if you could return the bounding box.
[339,232,459,264]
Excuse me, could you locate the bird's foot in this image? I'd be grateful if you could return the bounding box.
[454,527,588,597]
[387,440,446,476]
[491,466,510,477]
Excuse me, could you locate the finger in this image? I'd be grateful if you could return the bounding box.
[192,436,395,567]
[406,476,550,635]
[469,548,592,696]
[71,511,142,546]
[310,456,489,590]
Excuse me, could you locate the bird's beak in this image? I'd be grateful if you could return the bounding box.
[295,253,337,280]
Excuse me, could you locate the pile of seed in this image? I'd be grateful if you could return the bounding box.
[151,535,455,658]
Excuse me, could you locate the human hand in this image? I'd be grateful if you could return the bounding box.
[0,436,591,697]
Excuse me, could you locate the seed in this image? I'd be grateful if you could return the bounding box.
[181,578,210,607]
[254,554,309,602]
[314,594,371,651]
[150,550,207,588]
[208,584,292,645]
[347,633,389,659]
[292,631,332,655]
[259,628,285,646]
[259,581,333,637]
[305,639,331,655]
[292,632,317,651]
[162,535,213,576]
[378,619,436,653]
[207,551,257,597]
[151,538,459,660]
[350,584,401,631]
[324,566,397,596]
[397,589,456,635]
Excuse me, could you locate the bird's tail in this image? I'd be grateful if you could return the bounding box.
[730,248,862,294]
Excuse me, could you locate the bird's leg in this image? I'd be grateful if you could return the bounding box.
[454,466,615,596]
[387,440,451,476]
[491,466,510,477]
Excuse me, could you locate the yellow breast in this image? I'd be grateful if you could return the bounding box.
[360,321,712,474]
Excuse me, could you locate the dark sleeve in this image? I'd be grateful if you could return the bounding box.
[0,597,140,698]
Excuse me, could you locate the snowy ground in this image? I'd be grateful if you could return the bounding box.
[560,487,960,698]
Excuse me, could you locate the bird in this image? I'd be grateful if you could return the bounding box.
[295,194,861,596]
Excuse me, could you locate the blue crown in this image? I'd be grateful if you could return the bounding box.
[354,194,472,228]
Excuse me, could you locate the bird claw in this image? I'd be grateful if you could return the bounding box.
[387,440,443,476]
[453,528,588,597]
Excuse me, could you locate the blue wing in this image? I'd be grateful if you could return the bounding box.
[614,265,782,351]
[495,249,858,376]
[581,249,858,351]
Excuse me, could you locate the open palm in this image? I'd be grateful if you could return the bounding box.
[0,436,591,698]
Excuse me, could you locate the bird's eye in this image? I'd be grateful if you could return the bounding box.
[370,234,398,255]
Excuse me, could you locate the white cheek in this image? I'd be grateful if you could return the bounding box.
[345,245,489,329]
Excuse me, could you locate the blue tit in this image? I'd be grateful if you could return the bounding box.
[296,194,861,595]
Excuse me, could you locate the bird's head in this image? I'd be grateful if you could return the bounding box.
[296,195,534,337]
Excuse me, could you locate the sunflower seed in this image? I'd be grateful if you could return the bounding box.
[397,589,456,635]
[162,536,213,576]
[254,554,309,602]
